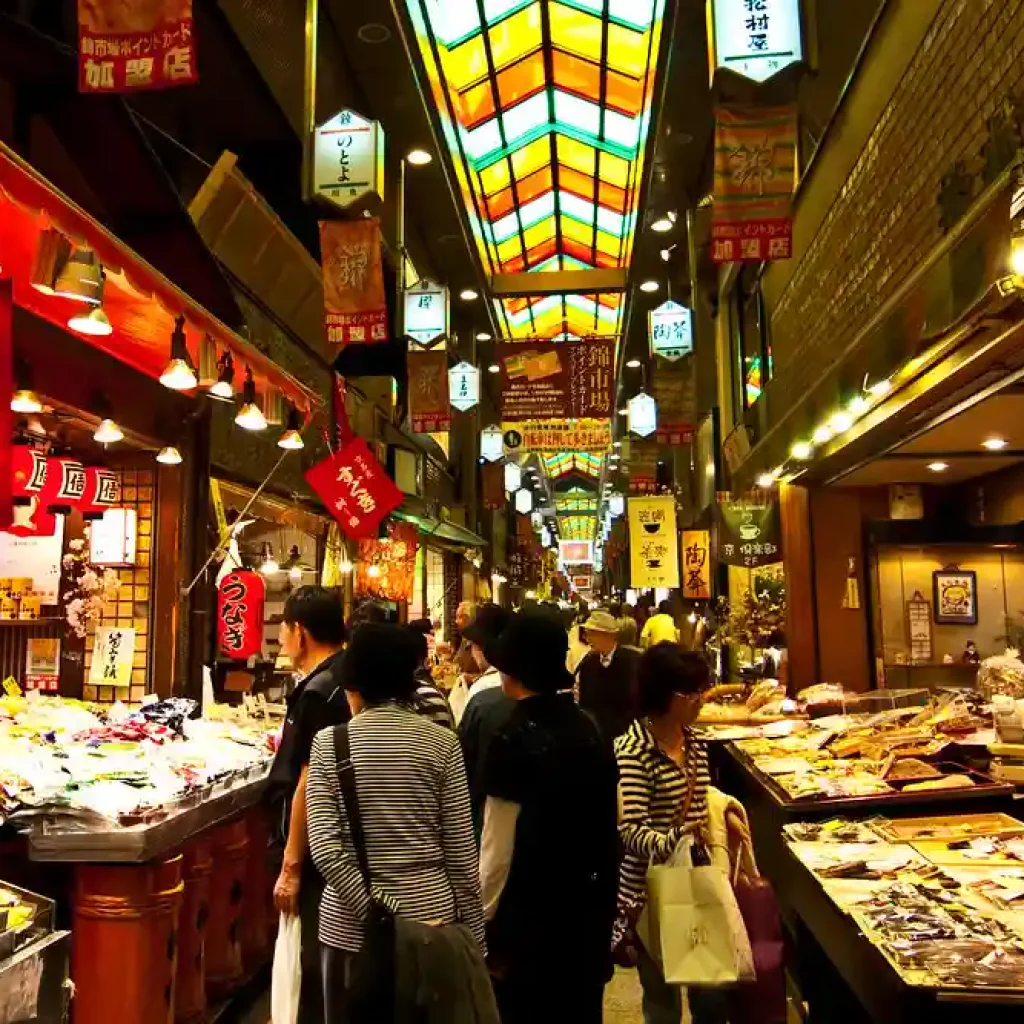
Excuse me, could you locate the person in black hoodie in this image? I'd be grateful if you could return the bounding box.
[267,586,350,1024]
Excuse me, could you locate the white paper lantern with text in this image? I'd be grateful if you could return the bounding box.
[628,392,658,438]
[504,461,522,493]
[481,425,504,462]
[449,361,480,412]
[514,488,534,515]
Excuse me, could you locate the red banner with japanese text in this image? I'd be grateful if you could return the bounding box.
[319,219,387,348]
[0,283,11,532]
[711,104,797,264]
[78,0,197,93]
[217,571,265,661]
[356,523,418,602]
[481,462,504,511]
[408,350,451,434]
[305,437,404,541]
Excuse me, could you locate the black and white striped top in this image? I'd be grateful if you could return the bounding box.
[306,702,485,952]
[613,719,710,910]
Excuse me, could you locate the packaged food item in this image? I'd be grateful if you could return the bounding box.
[0,595,19,620]
[18,594,41,621]
[902,774,975,792]
[978,649,1024,699]
[10,578,32,597]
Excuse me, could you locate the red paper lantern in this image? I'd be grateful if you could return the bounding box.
[80,467,122,521]
[41,456,86,515]
[8,446,55,538]
[217,571,266,661]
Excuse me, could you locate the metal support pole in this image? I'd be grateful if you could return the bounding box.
[396,157,407,337]
[301,0,319,201]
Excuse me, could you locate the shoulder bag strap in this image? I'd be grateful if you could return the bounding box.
[673,731,699,830]
[332,724,372,889]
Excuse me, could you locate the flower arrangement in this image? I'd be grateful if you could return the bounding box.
[62,536,121,638]
[714,577,787,652]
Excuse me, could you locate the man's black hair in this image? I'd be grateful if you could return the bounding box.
[282,586,346,646]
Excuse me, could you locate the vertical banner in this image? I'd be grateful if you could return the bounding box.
[628,496,680,590]
[681,530,711,600]
[90,626,137,686]
[78,0,197,93]
[716,495,782,568]
[481,462,504,511]
[319,219,387,348]
[356,523,418,602]
[0,283,11,531]
[332,373,355,448]
[711,104,798,263]
[650,362,695,446]
[217,571,265,661]
[408,350,451,434]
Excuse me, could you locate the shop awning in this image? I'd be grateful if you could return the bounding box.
[393,500,487,550]
[0,144,320,413]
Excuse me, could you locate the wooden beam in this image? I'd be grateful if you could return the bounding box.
[490,269,627,297]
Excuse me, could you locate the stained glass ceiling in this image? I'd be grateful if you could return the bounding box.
[405,0,665,338]
[555,486,599,513]
[543,451,603,477]
[558,514,597,540]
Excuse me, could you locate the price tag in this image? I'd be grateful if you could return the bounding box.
[2,676,22,697]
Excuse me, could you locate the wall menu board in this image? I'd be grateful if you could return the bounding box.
[906,591,933,664]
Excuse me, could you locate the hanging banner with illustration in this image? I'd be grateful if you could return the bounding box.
[681,530,711,600]
[89,626,136,687]
[356,523,418,602]
[305,438,404,541]
[217,570,265,661]
[716,496,782,568]
[408,350,450,434]
[78,0,197,93]
[711,104,798,264]
[319,219,387,348]
[651,361,695,447]
[497,339,615,421]
[628,496,679,590]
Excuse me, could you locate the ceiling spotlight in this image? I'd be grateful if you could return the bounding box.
[459,288,479,301]
[94,418,124,445]
[829,411,853,434]
[651,215,675,233]
[756,472,776,489]
[208,351,235,401]
[235,367,267,431]
[928,461,949,473]
[476,332,492,341]
[68,306,112,336]
[277,406,305,450]
[156,446,183,465]
[983,437,1008,451]
[10,364,42,416]
[338,559,354,575]
[639,280,660,293]
[848,394,870,416]
[812,425,833,445]
[53,246,103,305]
[406,149,433,166]
[618,407,628,416]
[867,378,891,397]
[488,363,500,374]
[659,247,676,263]
[160,315,198,391]
[791,441,813,460]
[626,358,642,369]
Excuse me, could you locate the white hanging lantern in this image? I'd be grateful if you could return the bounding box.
[448,361,480,411]
[648,300,693,361]
[628,392,658,438]
[504,461,522,493]
[609,492,625,517]
[404,278,449,347]
[481,425,504,462]
[514,488,534,514]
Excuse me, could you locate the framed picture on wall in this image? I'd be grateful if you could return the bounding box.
[933,570,978,625]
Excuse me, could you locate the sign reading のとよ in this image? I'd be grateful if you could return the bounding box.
[404,279,449,347]
[78,0,197,93]
[89,626,136,687]
[648,301,694,361]
[708,0,804,83]
[311,109,385,211]
[319,219,388,348]
[305,438,405,541]
[628,495,679,590]
[216,570,265,661]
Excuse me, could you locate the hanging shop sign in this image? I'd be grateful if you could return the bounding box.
[356,523,418,602]
[709,0,803,83]
[78,0,197,93]
[559,539,594,566]
[90,626,136,687]
[650,362,695,447]
[716,496,782,568]
[217,570,265,661]
[480,425,504,463]
[628,393,658,438]
[449,361,480,412]
[681,530,711,600]
[41,458,86,515]
[711,104,798,264]
[305,437,404,541]
[503,418,612,454]
[404,279,448,347]
[609,493,625,517]
[319,218,387,348]
[311,109,385,211]
[514,488,534,515]
[504,462,522,494]
[481,462,505,510]
[628,495,679,590]
[79,468,122,520]
[497,339,615,421]
[408,349,451,433]
[648,301,694,361]
[89,508,138,566]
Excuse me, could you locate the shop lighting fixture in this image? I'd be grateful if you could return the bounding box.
[53,246,103,305]
[476,332,492,341]
[651,214,676,233]
[756,472,776,489]
[459,288,479,301]
[30,228,71,295]
[927,461,949,473]
[235,368,267,431]
[208,351,236,401]
[983,437,1009,451]
[156,446,183,465]
[639,280,660,293]
[848,394,870,416]
[68,306,112,336]
[867,378,891,397]
[94,418,124,445]
[791,441,813,460]
[613,440,622,449]
[1011,230,1024,276]
[812,425,832,445]
[488,363,500,374]
[405,149,433,166]
[338,559,354,575]
[11,390,42,414]
[159,316,198,391]
[625,358,642,369]
[618,406,629,416]
[688,611,697,624]
[258,542,279,575]
[659,247,675,263]
[277,406,305,450]
[829,411,853,434]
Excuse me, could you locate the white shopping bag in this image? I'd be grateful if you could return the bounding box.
[271,913,302,1024]
[638,838,754,987]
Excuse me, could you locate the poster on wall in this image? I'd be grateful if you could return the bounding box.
[319,219,387,348]
[628,496,679,590]
[78,0,197,93]
[681,530,711,600]
[710,104,798,264]
[0,516,64,602]
[25,638,60,693]
[716,496,781,569]
[408,350,451,433]
[89,626,136,687]
[933,570,978,625]
[356,523,418,602]
[498,339,615,421]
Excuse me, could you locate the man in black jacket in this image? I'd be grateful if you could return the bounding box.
[575,609,641,743]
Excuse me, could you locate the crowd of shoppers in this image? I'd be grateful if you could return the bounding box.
[266,586,717,1023]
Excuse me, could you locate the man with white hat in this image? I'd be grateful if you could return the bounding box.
[575,608,641,744]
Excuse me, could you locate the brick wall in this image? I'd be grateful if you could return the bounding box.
[767,0,1024,409]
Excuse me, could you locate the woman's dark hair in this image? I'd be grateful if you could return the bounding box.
[407,617,434,636]
[282,586,346,646]
[638,643,712,716]
[405,626,429,665]
[340,624,418,703]
[657,599,674,616]
[351,601,387,626]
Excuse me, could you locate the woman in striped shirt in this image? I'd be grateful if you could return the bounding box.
[614,644,716,1024]
[306,623,485,1019]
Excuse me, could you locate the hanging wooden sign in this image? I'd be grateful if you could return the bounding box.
[906,591,933,665]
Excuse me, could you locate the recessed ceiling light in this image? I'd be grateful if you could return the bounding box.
[625,358,642,369]
[356,22,391,43]
[829,412,853,434]
[983,437,1008,450]
[928,461,949,473]
[651,216,674,233]
[791,441,812,460]
[406,149,432,166]
[756,473,776,489]
[812,425,833,445]
[488,364,500,374]
[459,288,479,301]
[475,332,492,341]
[639,280,660,293]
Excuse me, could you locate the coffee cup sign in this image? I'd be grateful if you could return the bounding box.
[628,495,679,589]
[716,497,782,569]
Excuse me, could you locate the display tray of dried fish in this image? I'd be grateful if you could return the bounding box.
[871,812,1024,844]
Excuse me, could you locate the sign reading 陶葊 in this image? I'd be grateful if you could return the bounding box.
[319,219,387,348]
[709,0,804,84]
[305,438,405,541]
[216,571,265,661]
[78,0,197,93]
[716,496,782,568]
[498,339,615,421]
[711,104,798,264]
[628,496,679,590]
[312,109,385,211]
[89,626,136,687]
[648,301,694,361]
[404,280,448,347]
[682,530,711,600]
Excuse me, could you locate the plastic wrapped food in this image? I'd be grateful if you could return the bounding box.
[978,649,1024,699]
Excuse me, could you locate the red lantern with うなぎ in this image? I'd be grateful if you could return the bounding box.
[217,571,266,661]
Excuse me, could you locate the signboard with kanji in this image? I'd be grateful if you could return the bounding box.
[711,104,798,264]
[716,497,782,568]
[312,109,385,211]
[78,0,197,93]
[319,219,387,347]
[408,350,451,433]
[448,362,480,412]
[217,571,265,661]
[305,438,405,540]
[682,530,711,600]
[709,0,804,84]
[648,301,694,361]
[480,425,504,463]
[90,626,136,686]
[505,419,612,454]
[404,279,448,347]
[628,496,679,589]
[628,393,658,438]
